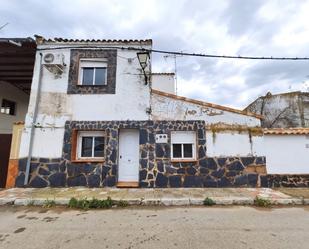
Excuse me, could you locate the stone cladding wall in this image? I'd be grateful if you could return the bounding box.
[16,120,267,188]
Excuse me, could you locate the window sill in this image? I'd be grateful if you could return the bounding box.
[76,84,107,87]
[71,159,105,163]
[171,159,197,163]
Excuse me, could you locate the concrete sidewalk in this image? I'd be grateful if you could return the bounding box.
[0,187,308,206]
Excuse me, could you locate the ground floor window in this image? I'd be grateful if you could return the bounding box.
[171,131,196,160]
[1,99,16,115]
[77,131,105,159]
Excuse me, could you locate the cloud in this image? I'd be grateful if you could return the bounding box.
[1,0,308,109]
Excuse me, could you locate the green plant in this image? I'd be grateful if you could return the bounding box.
[203,197,216,206]
[68,197,115,210]
[43,199,56,208]
[254,196,271,207]
[100,197,114,208]
[117,200,129,207]
[68,197,79,208]
[27,199,35,206]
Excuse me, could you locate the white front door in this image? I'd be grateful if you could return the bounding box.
[118,129,139,182]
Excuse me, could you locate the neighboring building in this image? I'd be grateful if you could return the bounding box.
[244,92,309,181]
[1,36,308,188]
[244,91,309,128]
[0,38,36,187]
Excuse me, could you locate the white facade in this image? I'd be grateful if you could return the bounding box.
[206,131,309,173]
[151,73,176,94]
[264,134,309,174]
[151,91,264,158]
[206,132,263,157]
[14,39,309,176]
[19,42,152,158]
[151,93,261,127]
[0,81,29,134]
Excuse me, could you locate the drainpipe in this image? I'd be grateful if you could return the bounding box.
[24,52,43,186]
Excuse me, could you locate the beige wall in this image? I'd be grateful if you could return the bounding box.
[0,81,29,134]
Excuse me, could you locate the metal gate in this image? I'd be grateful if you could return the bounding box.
[0,134,12,188]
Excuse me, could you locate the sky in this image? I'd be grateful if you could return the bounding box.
[1,0,309,109]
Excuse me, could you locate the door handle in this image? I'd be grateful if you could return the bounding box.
[120,155,122,159]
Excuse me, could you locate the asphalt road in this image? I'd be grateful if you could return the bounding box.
[0,206,308,249]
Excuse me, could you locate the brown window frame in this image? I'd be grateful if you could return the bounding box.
[71,129,106,163]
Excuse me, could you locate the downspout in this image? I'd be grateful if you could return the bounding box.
[148,52,152,120]
[24,52,43,186]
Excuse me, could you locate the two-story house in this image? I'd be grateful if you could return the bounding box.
[3,36,307,189]
[6,36,271,189]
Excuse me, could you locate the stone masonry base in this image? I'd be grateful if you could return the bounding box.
[14,120,307,188]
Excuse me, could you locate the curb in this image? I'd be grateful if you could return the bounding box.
[0,197,15,205]
[0,197,307,207]
[270,198,304,205]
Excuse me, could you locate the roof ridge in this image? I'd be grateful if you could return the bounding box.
[34,35,152,45]
[152,72,175,75]
[152,89,263,119]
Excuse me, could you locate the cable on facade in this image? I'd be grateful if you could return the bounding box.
[37,45,309,61]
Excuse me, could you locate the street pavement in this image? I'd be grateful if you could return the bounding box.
[0,206,308,249]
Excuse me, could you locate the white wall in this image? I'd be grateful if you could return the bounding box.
[19,43,152,158]
[264,135,309,174]
[19,128,65,158]
[0,81,29,134]
[151,93,261,127]
[206,131,263,157]
[152,74,175,94]
[206,131,309,173]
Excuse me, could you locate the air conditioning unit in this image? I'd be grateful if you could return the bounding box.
[43,53,66,76]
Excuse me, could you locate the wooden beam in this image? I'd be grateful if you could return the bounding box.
[0,80,31,84]
[0,57,35,64]
[0,52,35,57]
[0,61,35,66]
[0,65,34,71]
[0,71,33,76]
[0,76,32,80]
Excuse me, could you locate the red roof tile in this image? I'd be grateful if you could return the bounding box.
[263,128,309,135]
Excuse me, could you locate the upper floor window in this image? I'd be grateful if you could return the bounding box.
[171,131,196,161]
[68,49,116,94]
[79,59,107,86]
[1,99,16,115]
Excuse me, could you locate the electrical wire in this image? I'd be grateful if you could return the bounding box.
[150,48,309,60]
[117,54,137,60]
[37,45,309,60]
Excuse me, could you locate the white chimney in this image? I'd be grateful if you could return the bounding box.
[151,73,176,94]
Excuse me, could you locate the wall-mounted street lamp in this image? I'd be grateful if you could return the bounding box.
[137,51,150,85]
